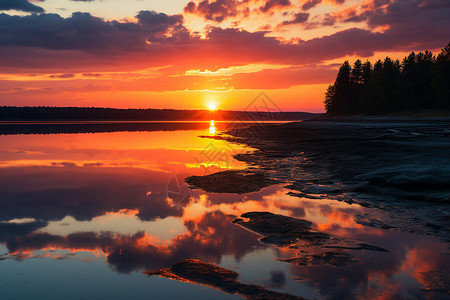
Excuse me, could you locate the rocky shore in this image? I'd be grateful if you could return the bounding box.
[187,118,450,242]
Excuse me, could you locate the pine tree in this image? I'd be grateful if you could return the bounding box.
[323,42,450,115]
[361,60,373,85]
[349,60,363,113]
[333,61,351,114]
[324,84,336,113]
[433,42,450,109]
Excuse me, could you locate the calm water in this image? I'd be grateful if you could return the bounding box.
[0,121,448,299]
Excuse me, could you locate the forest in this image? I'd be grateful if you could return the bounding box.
[324,42,450,115]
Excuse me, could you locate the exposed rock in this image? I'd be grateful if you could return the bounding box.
[279,251,360,267]
[144,259,305,300]
[185,170,281,194]
[354,214,397,230]
[323,243,389,252]
[419,271,450,295]
[233,212,388,251]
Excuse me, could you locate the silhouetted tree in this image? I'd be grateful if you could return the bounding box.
[413,51,435,109]
[330,61,351,114]
[324,41,450,115]
[351,59,363,85]
[377,57,401,112]
[433,42,450,108]
[324,84,336,113]
[349,60,363,113]
[361,60,373,86]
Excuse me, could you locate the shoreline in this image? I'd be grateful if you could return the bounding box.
[306,110,450,123]
[188,118,450,242]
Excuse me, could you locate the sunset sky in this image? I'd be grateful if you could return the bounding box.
[0,0,448,112]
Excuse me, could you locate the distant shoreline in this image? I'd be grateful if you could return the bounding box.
[0,106,319,122]
[0,119,298,135]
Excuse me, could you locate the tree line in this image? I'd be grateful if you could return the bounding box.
[324,42,450,115]
[0,106,317,121]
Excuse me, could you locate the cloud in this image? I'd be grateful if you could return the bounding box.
[280,12,310,26]
[183,0,294,22]
[301,0,322,11]
[0,11,185,52]
[1,210,263,273]
[260,0,291,12]
[317,0,450,28]
[49,73,74,79]
[183,0,240,22]
[0,0,44,13]
[136,10,184,34]
[0,166,183,222]
[0,2,448,77]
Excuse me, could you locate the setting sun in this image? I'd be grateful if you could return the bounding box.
[208,102,217,111]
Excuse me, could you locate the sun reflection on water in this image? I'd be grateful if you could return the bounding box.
[209,119,215,135]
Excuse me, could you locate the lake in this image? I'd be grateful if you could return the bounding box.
[0,121,448,299]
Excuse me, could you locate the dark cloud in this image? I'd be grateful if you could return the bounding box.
[49,73,74,79]
[184,0,295,22]
[0,165,282,225]
[280,12,309,26]
[0,0,44,13]
[300,0,449,52]
[367,0,450,28]
[0,166,183,222]
[0,221,47,240]
[301,0,322,11]
[260,0,291,12]
[82,73,102,77]
[0,1,448,73]
[321,0,450,28]
[1,210,263,273]
[183,0,240,22]
[136,10,184,33]
[0,10,185,52]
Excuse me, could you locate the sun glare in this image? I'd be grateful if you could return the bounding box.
[208,102,217,111]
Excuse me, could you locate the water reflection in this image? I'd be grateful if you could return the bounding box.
[209,120,216,135]
[0,124,448,299]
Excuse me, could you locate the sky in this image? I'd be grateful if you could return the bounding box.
[0,0,448,112]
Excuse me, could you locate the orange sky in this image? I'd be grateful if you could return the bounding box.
[0,0,448,112]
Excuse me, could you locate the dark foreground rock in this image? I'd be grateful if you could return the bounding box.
[233,212,388,252]
[144,259,305,299]
[279,252,360,267]
[185,170,281,194]
[419,271,450,294]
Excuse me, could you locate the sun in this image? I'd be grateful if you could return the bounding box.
[208,102,217,111]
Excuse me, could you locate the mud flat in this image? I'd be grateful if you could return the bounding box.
[196,118,450,241]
